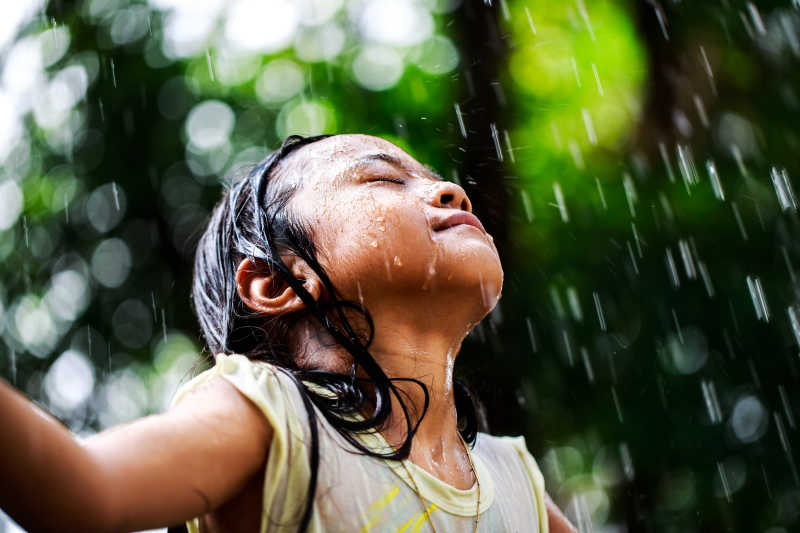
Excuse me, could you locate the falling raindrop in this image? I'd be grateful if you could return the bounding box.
[717,462,731,502]
[698,262,715,297]
[205,49,216,81]
[778,385,796,429]
[562,329,574,366]
[672,308,684,344]
[454,103,466,138]
[591,63,604,96]
[747,2,767,35]
[503,129,515,163]
[694,94,709,127]
[701,379,722,423]
[110,58,118,88]
[550,286,565,318]
[653,4,669,40]
[678,239,696,280]
[595,178,607,210]
[659,142,676,183]
[567,287,583,322]
[112,182,120,211]
[525,316,538,353]
[731,202,749,240]
[582,108,597,145]
[631,222,644,257]
[623,173,637,217]
[581,347,594,383]
[761,464,773,501]
[770,167,797,211]
[568,140,584,169]
[619,442,634,481]
[524,7,536,35]
[490,123,503,162]
[627,241,639,275]
[553,182,569,222]
[699,45,716,94]
[787,306,800,348]
[665,247,680,288]
[773,411,800,484]
[782,247,797,285]
[571,56,582,88]
[746,275,770,322]
[707,160,725,200]
[521,190,534,222]
[676,144,699,188]
[498,0,510,21]
[576,0,596,41]
[593,291,606,331]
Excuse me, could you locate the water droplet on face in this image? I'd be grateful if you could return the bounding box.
[378,226,385,232]
[370,240,379,248]
[393,255,402,267]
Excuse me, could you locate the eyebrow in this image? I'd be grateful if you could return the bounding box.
[352,152,444,182]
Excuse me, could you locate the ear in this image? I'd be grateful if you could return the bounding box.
[235,256,323,316]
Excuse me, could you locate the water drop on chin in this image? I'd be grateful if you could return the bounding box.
[393,255,403,266]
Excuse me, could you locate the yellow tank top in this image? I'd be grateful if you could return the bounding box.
[170,353,549,533]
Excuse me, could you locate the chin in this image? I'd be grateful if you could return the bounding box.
[477,269,503,314]
[439,253,504,314]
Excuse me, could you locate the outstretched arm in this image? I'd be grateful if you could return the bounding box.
[0,374,272,532]
[545,491,579,533]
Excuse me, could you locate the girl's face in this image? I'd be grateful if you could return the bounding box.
[283,134,503,323]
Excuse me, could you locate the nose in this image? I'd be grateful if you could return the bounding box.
[429,181,472,212]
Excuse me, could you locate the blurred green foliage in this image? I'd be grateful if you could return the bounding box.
[2,0,800,531]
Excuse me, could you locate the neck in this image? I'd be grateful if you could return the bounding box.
[369,330,462,454]
[291,302,479,486]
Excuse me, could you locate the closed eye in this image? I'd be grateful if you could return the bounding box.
[370,177,405,185]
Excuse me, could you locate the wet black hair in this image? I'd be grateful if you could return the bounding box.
[191,134,481,532]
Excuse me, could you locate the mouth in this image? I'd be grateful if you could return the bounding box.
[433,212,487,233]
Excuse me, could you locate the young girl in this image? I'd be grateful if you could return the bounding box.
[1,134,576,532]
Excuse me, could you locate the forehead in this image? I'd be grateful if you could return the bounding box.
[279,134,422,187]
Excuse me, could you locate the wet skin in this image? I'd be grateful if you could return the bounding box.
[235,134,575,532]
[0,133,572,532]
[238,134,501,486]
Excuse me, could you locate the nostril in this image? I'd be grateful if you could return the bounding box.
[440,193,454,205]
[460,199,469,211]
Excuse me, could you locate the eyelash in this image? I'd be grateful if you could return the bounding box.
[371,177,405,185]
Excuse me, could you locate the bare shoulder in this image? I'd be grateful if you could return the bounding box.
[171,373,274,444]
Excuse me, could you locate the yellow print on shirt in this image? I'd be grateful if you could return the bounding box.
[358,485,400,533]
[395,503,437,533]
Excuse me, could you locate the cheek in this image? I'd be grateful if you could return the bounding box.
[311,196,436,292]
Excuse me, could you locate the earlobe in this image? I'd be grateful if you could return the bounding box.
[235,256,321,316]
